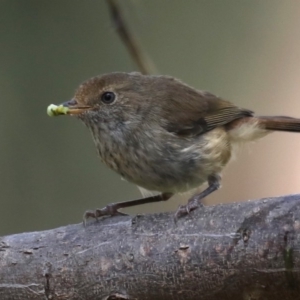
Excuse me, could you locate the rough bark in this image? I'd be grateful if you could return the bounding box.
[0,194,300,300]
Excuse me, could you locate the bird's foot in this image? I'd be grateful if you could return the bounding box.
[83,203,128,226]
[174,175,220,222]
[174,197,203,222]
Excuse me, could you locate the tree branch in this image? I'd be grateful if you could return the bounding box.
[106,0,156,75]
[0,194,300,299]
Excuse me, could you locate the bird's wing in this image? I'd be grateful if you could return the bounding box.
[159,84,253,137]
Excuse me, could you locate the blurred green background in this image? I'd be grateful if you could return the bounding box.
[1,0,300,235]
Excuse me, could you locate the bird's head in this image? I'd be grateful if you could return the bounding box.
[48,72,159,131]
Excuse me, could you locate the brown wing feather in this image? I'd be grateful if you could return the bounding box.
[156,77,253,137]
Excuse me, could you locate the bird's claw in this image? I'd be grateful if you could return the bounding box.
[173,199,202,222]
[83,203,128,226]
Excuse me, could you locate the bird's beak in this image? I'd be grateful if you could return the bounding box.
[60,99,92,115]
[47,99,92,117]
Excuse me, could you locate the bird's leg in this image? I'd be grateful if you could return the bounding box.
[83,192,173,225]
[174,174,221,220]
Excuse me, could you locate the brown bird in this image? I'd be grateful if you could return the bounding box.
[48,72,300,222]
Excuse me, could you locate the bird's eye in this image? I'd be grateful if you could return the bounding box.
[101,92,116,104]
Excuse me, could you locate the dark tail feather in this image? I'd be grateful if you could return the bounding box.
[258,116,300,132]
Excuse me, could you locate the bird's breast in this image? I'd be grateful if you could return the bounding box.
[91,125,232,193]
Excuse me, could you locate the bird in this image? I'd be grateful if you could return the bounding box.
[47,72,300,222]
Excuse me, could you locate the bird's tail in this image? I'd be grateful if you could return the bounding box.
[227,115,300,143]
[256,116,300,132]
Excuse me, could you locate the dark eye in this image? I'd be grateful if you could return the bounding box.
[101,92,116,104]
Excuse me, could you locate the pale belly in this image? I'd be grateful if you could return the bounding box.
[95,127,231,193]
